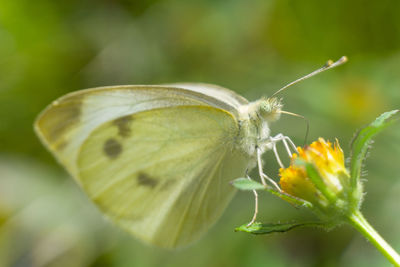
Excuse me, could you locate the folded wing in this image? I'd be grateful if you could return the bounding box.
[34,85,247,177]
[77,106,251,248]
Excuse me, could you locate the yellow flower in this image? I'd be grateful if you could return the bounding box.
[279,138,351,212]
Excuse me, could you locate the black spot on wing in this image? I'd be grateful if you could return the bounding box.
[103,138,122,159]
[137,172,158,188]
[113,115,133,138]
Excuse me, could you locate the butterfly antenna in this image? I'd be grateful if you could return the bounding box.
[271,56,348,98]
[279,110,309,146]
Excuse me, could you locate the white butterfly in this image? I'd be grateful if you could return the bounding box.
[34,57,347,249]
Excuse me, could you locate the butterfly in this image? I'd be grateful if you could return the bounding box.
[34,57,346,249]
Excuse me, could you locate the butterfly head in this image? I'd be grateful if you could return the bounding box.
[256,97,283,123]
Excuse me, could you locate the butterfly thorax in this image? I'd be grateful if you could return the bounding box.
[237,97,282,156]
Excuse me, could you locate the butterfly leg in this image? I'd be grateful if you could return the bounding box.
[272,141,285,169]
[257,147,282,191]
[248,134,298,225]
[270,133,297,157]
[246,174,259,226]
[256,134,298,190]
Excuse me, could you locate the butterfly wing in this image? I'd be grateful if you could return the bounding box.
[35,85,253,248]
[169,83,248,109]
[77,105,251,248]
[34,85,246,178]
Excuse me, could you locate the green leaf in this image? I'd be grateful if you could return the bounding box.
[231,178,265,190]
[350,110,400,188]
[235,221,327,235]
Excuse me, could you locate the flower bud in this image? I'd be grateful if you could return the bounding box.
[279,138,353,217]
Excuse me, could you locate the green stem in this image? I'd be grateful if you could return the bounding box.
[347,210,400,266]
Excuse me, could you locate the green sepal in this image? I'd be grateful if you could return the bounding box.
[266,188,314,209]
[350,110,399,188]
[232,178,314,209]
[235,221,328,235]
[293,158,337,203]
[231,178,265,190]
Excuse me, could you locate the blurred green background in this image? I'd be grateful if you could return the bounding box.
[1,0,400,266]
